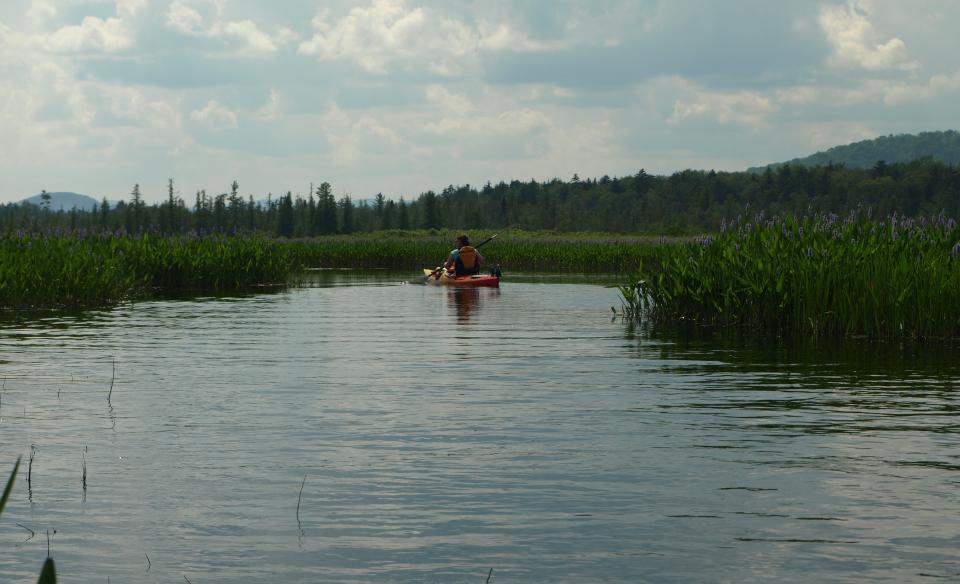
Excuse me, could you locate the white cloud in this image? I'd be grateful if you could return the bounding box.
[668,88,777,129]
[883,70,960,105]
[36,15,133,52]
[22,0,150,54]
[424,85,474,114]
[424,107,551,137]
[315,102,411,166]
[819,0,917,71]
[213,20,277,52]
[166,0,204,34]
[165,0,282,53]
[191,100,238,129]
[26,2,57,28]
[420,84,551,139]
[116,0,148,19]
[298,0,547,75]
[106,86,182,133]
[255,89,281,121]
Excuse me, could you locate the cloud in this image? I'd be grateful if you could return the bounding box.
[421,86,550,137]
[298,0,547,75]
[214,20,278,52]
[424,85,474,114]
[883,70,960,105]
[35,16,134,53]
[20,0,151,54]
[255,89,282,120]
[667,83,777,129]
[314,102,411,166]
[166,0,205,35]
[26,2,57,28]
[819,0,917,71]
[166,0,283,53]
[116,0,149,19]
[191,100,238,129]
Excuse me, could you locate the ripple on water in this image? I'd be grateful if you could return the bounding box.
[1,277,958,583]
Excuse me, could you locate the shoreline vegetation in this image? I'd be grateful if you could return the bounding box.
[4,158,960,338]
[620,210,960,340]
[0,229,672,311]
[4,215,960,341]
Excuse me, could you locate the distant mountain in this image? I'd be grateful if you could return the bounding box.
[20,192,102,210]
[750,130,960,172]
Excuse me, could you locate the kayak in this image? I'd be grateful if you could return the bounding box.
[422,269,500,288]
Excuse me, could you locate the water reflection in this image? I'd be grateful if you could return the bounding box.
[446,287,500,324]
[2,277,958,583]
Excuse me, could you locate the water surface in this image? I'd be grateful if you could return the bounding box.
[1,273,958,583]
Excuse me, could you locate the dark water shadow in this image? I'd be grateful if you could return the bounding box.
[0,287,290,332]
[620,320,960,440]
[447,287,501,324]
[624,319,960,382]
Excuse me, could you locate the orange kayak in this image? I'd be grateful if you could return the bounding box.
[422,269,500,288]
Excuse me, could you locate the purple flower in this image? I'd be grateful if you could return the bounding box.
[952,242,960,257]
[948,218,957,231]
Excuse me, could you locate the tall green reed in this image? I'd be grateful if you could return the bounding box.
[621,211,960,339]
[284,233,665,272]
[0,231,296,310]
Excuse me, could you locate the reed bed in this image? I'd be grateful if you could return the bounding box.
[0,232,295,310]
[284,232,667,272]
[621,212,960,339]
[2,228,665,310]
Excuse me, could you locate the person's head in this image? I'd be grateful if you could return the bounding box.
[456,234,470,247]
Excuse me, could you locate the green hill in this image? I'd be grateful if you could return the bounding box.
[750,130,960,172]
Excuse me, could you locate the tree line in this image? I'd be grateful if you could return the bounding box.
[4,158,960,236]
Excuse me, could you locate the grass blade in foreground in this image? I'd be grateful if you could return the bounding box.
[38,558,57,584]
[1,456,20,515]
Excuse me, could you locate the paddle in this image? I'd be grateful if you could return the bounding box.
[425,233,499,281]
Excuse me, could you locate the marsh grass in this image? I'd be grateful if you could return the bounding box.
[0,232,296,310]
[2,229,667,310]
[284,231,668,272]
[621,211,960,339]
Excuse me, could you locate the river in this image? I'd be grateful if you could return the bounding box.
[1,273,958,583]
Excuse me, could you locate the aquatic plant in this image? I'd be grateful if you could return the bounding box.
[621,211,960,339]
[0,231,296,310]
[283,232,667,272]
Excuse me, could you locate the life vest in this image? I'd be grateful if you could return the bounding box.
[454,245,480,275]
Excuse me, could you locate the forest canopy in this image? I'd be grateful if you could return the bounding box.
[4,158,960,236]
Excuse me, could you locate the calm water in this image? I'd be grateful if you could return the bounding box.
[1,273,958,583]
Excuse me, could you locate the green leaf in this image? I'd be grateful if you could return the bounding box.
[37,557,57,584]
[1,457,20,516]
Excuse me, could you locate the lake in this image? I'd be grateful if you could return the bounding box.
[1,273,958,583]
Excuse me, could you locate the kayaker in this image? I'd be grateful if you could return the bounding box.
[444,234,484,276]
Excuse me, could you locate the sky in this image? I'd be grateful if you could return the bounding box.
[1,0,959,204]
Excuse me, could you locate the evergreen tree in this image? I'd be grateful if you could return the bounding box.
[315,182,337,235]
[276,192,294,237]
[398,198,409,229]
[339,195,355,234]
